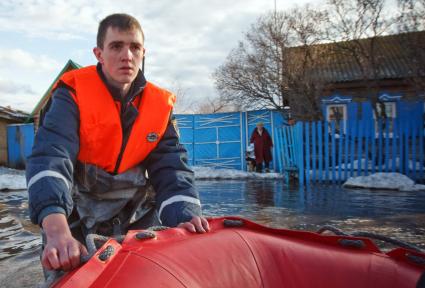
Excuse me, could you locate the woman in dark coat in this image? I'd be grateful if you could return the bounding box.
[250,122,273,173]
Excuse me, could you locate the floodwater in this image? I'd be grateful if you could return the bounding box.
[0,180,424,286]
[199,180,425,249]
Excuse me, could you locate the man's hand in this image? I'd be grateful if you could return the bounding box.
[178,216,210,233]
[41,213,88,271]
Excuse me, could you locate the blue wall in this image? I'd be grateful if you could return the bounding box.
[7,123,34,169]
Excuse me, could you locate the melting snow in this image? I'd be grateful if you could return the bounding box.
[343,172,425,191]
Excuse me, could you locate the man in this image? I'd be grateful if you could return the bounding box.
[250,122,273,173]
[26,13,209,272]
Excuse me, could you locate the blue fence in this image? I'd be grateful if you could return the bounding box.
[275,118,425,185]
[5,110,284,171]
[176,110,284,171]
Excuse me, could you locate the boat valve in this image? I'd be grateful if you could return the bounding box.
[135,231,156,240]
[98,245,115,261]
[223,219,245,227]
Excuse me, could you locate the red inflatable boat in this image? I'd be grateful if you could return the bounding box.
[52,217,424,288]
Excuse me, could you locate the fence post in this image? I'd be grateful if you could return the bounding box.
[298,122,304,186]
[275,127,282,174]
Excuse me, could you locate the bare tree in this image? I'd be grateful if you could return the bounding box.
[326,0,396,119]
[213,6,328,120]
[194,95,238,114]
[396,0,425,96]
[170,81,196,114]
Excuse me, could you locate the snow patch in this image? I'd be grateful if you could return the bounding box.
[0,166,282,191]
[192,166,283,180]
[0,174,26,191]
[343,172,425,191]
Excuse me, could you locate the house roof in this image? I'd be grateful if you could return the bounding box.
[290,31,425,84]
[28,59,81,120]
[0,106,29,122]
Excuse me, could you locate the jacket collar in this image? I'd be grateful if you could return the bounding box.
[96,63,147,104]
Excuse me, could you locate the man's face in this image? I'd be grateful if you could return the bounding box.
[93,26,144,88]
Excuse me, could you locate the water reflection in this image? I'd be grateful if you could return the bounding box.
[0,191,40,261]
[197,180,425,249]
[0,180,424,262]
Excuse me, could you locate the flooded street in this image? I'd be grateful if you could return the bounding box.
[0,179,424,286]
[199,180,425,249]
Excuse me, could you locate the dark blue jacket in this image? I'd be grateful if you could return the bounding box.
[26,65,201,228]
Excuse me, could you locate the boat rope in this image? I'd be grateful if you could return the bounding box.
[316,225,423,252]
[84,233,125,262]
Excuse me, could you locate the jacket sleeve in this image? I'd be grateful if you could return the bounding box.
[143,117,201,227]
[26,87,79,225]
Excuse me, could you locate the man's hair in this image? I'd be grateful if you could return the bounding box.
[97,13,144,49]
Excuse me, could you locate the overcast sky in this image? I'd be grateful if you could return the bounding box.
[0,0,315,113]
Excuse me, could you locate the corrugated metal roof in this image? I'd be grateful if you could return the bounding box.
[290,31,424,83]
[0,106,29,122]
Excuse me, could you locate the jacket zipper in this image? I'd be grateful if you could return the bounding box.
[113,84,145,174]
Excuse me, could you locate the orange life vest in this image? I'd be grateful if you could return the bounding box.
[55,65,175,173]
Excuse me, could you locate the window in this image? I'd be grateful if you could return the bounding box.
[374,102,396,133]
[327,104,347,134]
[376,102,396,119]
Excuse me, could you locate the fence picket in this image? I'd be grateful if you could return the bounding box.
[338,120,343,183]
[318,121,323,183]
[420,121,424,179]
[350,121,356,177]
[345,121,350,179]
[305,123,310,184]
[325,123,329,181]
[385,119,390,172]
[312,122,317,182]
[275,128,283,174]
[331,121,336,184]
[378,119,383,173]
[412,122,417,180]
[357,119,363,176]
[364,119,370,176]
[392,120,397,173]
[298,122,304,185]
[276,117,424,185]
[404,120,410,178]
[399,119,404,174]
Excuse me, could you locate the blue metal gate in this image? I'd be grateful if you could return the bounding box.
[175,109,284,171]
[193,112,243,169]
